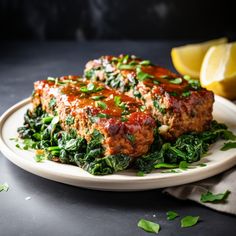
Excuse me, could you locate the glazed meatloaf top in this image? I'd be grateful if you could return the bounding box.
[32,76,156,157]
[84,55,214,139]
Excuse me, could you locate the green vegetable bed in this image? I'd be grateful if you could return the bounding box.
[16,106,236,175]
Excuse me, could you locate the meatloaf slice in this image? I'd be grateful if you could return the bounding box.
[32,75,156,157]
[84,55,214,139]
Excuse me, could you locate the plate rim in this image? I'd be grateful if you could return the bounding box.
[1,95,236,190]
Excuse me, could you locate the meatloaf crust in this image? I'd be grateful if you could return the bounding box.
[32,75,156,157]
[84,55,214,139]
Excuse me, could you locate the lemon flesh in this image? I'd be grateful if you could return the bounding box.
[200,42,236,100]
[171,37,227,78]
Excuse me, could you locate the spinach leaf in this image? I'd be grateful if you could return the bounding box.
[137,219,160,234]
[86,154,131,175]
[181,216,199,228]
[0,183,9,192]
[166,211,179,220]
[200,190,230,203]
[221,142,236,151]
[154,163,178,169]
[179,161,189,170]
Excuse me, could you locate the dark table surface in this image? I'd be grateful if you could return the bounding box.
[0,41,235,236]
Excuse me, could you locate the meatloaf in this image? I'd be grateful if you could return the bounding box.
[32,75,156,157]
[84,55,214,139]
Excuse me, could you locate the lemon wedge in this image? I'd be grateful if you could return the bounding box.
[171,37,227,78]
[200,42,236,100]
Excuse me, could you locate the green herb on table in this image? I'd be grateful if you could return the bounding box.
[137,219,160,234]
[0,183,9,192]
[166,211,179,220]
[200,190,230,203]
[221,142,236,151]
[181,216,199,228]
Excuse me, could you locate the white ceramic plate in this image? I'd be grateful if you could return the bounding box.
[0,96,236,191]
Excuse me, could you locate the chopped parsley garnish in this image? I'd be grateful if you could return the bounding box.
[182,91,191,97]
[200,190,230,203]
[118,64,136,70]
[187,79,201,90]
[121,117,128,122]
[166,211,179,220]
[220,142,236,151]
[66,115,75,125]
[169,78,182,84]
[127,134,135,144]
[96,101,107,110]
[80,83,104,93]
[84,69,94,79]
[133,90,141,98]
[160,75,169,79]
[169,92,178,97]
[0,183,9,192]
[114,96,121,106]
[97,113,109,118]
[181,216,199,228]
[34,153,46,162]
[137,219,160,234]
[91,95,106,101]
[137,71,154,81]
[153,100,166,114]
[49,98,56,108]
[47,77,56,82]
[139,105,146,112]
[140,60,151,66]
[183,75,191,80]
[153,80,160,85]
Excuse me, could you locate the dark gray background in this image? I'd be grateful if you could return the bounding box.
[0,41,235,236]
[0,0,236,41]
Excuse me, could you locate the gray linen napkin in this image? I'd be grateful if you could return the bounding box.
[164,166,236,215]
[164,101,236,215]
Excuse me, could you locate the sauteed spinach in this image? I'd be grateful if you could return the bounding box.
[17,106,236,175]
